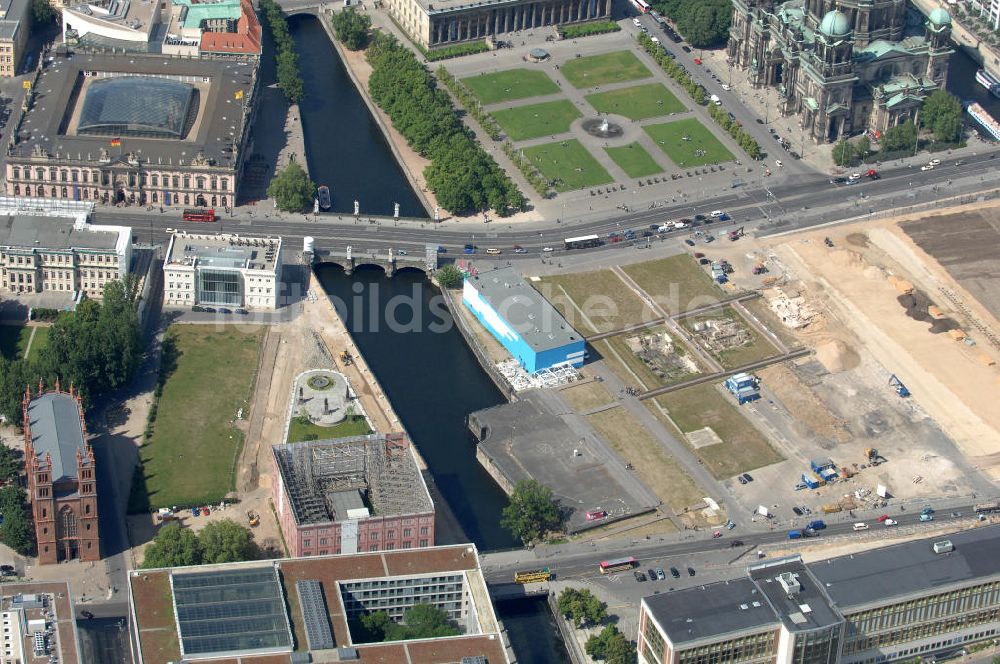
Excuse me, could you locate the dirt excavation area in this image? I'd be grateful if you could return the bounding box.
[763,203,1000,479]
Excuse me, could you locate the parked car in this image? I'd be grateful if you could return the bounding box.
[684,239,695,246]
[670,567,681,578]
[738,475,748,485]
[513,245,527,253]
[687,567,696,576]
[655,568,666,580]
[792,506,803,516]
[634,570,647,582]
[742,473,754,482]
[648,568,658,580]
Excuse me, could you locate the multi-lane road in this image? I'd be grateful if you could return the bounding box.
[96,148,1000,257]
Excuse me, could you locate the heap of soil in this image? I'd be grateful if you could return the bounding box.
[897,290,961,334]
[816,339,861,373]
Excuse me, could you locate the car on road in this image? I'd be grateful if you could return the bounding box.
[954,160,965,166]
[80,610,95,620]
[464,244,476,254]
[542,246,554,253]
[712,531,723,538]
[921,506,935,515]
[721,83,731,90]
[928,158,941,166]
[726,520,736,530]
[951,512,962,518]
[730,540,744,547]
[792,506,803,516]
[687,567,696,576]
[670,567,681,578]
[830,177,847,184]
[655,568,666,580]
[203,307,217,313]
[486,248,502,255]
[865,169,880,179]
[742,473,753,482]
[884,518,898,526]
[642,230,654,237]
[218,307,232,314]
[235,308,248,315]
[684,239,695,246]
[848,173,861,181]
[853,522,869,531]
[921,164,935,171]
[397,249,408,256]
[878,514,890,522]
[920,513,934,522]
[710,210,725,218]
[586,509,608,521]
[513,245,527,253]
[775,160,783,168]
[192,305,206,313]
[165,227,176,234]
[634,570,646,582]
[633,17,641,26]
[682,45,691,52]
[845,178,858,185]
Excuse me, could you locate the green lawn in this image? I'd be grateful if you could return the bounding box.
[623,254,722,314]
[461,69,560,104]
[137,325,264,508]
[287,415,373,443]
[561,50,652,89]
[522,139,613,191]
[0,325,31,359]
[492,99,582,141]
[644,118,734,167]
[649,383,784,479]
[534,270,653,334]
[605,142,663,178]
[585,83,685,120]
[25,326,49,362]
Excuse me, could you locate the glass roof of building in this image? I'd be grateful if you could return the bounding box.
[78,76,198,139]
[172,566,293,658]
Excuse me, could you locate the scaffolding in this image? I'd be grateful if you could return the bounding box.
[274,433,432,526]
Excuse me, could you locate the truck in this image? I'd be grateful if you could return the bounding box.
[822,503,843,514]
[974,501,1000,514]
[514,568,553,584]
[788,530,802,539]
[807,519,827,531]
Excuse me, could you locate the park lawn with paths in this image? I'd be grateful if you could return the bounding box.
[287,415,373,443]
[534,269,653,334]
[139,325,264,508]
[682,306,780,369]
[623,254,721,314]
[461,69,560,104]
[24,326,49,362]
[561,50,652,89]
[586,406,704,511]
[604,142,663,178]
[0,325,31,359]
[492,99,582,141]
[522,139,613,191]
[648,383,784,479]
[644,118,734,167]
[585,83,685,120]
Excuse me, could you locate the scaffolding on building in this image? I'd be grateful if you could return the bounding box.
[274,433,433,526]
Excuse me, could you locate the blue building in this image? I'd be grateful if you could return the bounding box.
[463,268,585,373]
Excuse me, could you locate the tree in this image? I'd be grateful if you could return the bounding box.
[435,263,463,289]
[881,120,918,153]
[141,524,202,568]
[268,159,316,212]
[199,519,258,564]
[832,139,856,166]
[500,479,561,545]
[920,90,963,142]
[856,135,871,161]
[586,625,636,664]
[0,486,34,556]
[31,0,55,24]
[556,587,608,628]
[660,0,731,47]
[0,443,20,483]
[331,9,372,50]
[359,604,460,642]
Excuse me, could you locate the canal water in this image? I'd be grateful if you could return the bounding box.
[289,15,427,218]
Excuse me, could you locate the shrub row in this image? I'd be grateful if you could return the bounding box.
[501,141,552,197]
[558,20,621,39]
[259,0,304,103]
[419,40,490,61]
[436,67,503,141]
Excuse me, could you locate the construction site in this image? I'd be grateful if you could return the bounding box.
[623,328,700,384]
[271,432,435,557]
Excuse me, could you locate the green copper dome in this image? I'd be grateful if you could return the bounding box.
[929,7,952,25]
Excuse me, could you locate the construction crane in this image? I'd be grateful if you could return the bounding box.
[339,350,353,366]
[865,448,886,466]
[247,510,260,528]
[728,226,745,241]
[888,374,910,398]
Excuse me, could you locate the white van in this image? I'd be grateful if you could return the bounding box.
[710,210,724,217]
[657,224,672,233]
[852,523,869,531]
[633,18,642,27]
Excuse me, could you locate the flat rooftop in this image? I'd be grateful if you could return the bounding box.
[0,582,81,664]
[166,232,279,272]
[810,524,1000,610]
[130,545,508,664]
[470,389,658,533]
[415,0,533,16]
[748,559,842,633]
[645,525,1000,646]
[0,215,121,251]
[465,267,583,352]
[272,433,433,526]
[12,52,255,169]
[26,392,87,483]
[643,578,777,646]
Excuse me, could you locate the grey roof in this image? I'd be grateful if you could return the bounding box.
[328,490,366,520]
[0,215,120,252]
[0,0,28,41]
[748,560,842,633]
[465,267,583,352]
[810,524,1000,611]
[166,233,279,271]
[643,578,777,645]
[10,52,255,173]
[26,393,86,483]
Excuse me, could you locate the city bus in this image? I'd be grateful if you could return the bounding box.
[564,234,601,250]
[513,568,553,584]
[599,556,638,574]
[630,0,651,12]
[182,208,216,222]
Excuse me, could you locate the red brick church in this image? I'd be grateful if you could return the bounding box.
[23,380,100,565]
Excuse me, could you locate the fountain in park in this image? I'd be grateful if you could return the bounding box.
[582,115,624,139]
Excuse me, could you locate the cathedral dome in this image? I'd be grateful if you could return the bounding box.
[818,10,851,37]
[928,7,952,25]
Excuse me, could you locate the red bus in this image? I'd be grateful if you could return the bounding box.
[599,556,638,574]
[631,0,651,12]
[182,208,216,222]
